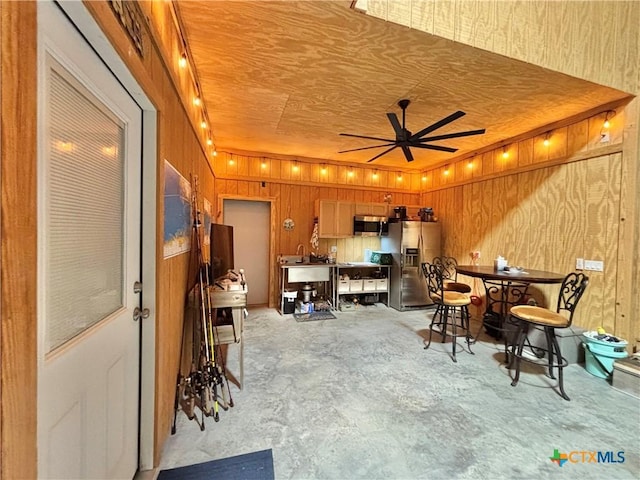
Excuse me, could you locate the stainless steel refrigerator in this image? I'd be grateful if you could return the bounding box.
[381,221,441,311]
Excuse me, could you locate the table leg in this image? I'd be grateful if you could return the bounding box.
[480,279,529,362]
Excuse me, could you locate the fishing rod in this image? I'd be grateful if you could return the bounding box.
[172,174,235,432]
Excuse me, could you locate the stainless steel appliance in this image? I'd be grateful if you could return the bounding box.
[353,215,389,237]
[381,221,441,311]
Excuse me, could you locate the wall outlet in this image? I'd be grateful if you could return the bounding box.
[330,245,337,253]
[584,260,604,272]
[576,258,584,270]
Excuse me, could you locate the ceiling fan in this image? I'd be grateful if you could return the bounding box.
[338,99,486,163]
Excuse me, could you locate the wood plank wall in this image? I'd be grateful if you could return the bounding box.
[0,2,38,479]
[214,153,420,307]
[367,0,640,94]
[367,0,640,352]
[0,1,216,474]
[82,1,220,466]
[421,111,631,340]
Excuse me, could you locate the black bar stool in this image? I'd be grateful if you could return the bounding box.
[508,272,589,400]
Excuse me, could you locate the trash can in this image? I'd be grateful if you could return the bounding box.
[282,291,297,314]
[582,332,628,379]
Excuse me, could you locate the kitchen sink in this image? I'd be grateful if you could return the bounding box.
[286,265,331,283]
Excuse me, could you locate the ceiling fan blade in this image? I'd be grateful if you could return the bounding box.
[367,145,398,163]
[401,145,414,162]
[418,128,486,143]
[338,143,395,153]
[410,143,458,153]
[410,110,466,141]
[340,133,396,143]
[386,113,403,136]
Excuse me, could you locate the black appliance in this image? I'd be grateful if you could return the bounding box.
[353,215,388,237]
[210,223,234,280]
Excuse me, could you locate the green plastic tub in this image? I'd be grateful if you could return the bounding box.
[582,332,628,379]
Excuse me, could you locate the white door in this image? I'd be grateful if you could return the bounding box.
[224,200,270,305]
[37,2,142,479]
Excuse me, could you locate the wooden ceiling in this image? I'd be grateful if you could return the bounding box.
[176,1,631,171]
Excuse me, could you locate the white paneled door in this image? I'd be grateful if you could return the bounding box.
[37,2,142,478]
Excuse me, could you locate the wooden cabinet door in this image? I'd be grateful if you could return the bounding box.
[369,203,389,217]
[316,199,338,237]
[336,201,355,236]
[354,202,389,217]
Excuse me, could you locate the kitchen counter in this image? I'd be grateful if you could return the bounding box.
[280,262,335,267]
[278,261,391,314]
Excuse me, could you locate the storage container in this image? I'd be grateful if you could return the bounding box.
[363,279,377,291]
[349,279,364,292]
[582,332,628,379]
[338,280,350,292]
[527,325,586,364]
[375,278,388,291]
[370,251,392,265]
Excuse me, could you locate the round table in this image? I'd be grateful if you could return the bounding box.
[455,265,566,361]
[455,265,565,284]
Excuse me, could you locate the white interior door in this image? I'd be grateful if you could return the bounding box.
[224,200,270,305]
[37,2,142,479]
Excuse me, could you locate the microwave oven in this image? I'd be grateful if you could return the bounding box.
[353,215,388,237]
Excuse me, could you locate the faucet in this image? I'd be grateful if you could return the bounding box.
[296,243,306,258]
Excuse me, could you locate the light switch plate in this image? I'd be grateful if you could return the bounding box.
[584,260,604,272]
[330,245,337,253]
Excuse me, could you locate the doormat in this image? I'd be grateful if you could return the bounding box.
[294,311,337,322]
[157,449,274,480]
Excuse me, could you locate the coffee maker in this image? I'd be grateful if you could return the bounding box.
[393,206,407,220]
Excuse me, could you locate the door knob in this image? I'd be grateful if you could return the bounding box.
[133,306,150,321]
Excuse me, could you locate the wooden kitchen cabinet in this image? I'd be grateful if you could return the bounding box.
[355,202,389,217]
[315,199,355,237]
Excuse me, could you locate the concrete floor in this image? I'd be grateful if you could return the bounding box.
[158,305,639,479]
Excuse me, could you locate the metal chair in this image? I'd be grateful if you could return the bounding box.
[432,256,471,293]
[508,272,589,400]
[422,262,474,362]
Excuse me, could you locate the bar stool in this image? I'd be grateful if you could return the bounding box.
[432,256,471,294]
[508,272,589,400]
[422,262,474,362]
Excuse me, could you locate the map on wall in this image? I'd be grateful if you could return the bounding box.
[163,159,192,258]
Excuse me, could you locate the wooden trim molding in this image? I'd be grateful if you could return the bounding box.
[423,142,624,193]
[1,2,38,479]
